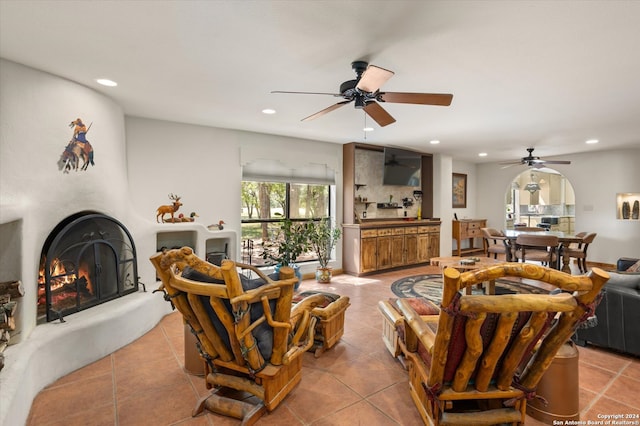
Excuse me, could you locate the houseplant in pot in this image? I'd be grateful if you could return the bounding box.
[307,218,342,283]
[261,218,309,289]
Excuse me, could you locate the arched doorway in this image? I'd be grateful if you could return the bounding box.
[505,168,575,231]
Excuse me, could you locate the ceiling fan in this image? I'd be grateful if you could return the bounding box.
[500,148,572,169]
[271,61,453,127]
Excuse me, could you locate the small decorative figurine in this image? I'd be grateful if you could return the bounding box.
[208,220,226,230]
[58,118,95,173]
[156,194,182,223]
[177,212,199,222]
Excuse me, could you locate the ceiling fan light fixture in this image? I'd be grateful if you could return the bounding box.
[525,182,541,193]
[354,95,366,109]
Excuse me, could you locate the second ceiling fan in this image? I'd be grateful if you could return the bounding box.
[272,61,453,127]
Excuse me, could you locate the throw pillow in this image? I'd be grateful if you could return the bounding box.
[626,260,640,272]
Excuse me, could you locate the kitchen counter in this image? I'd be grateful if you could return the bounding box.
[343,219,441,229]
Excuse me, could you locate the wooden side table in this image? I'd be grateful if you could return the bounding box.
[452,219,487,256]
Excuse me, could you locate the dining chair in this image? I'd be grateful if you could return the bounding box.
[514,234,560,269]
[562,233,597,273]
[481,227,508,259]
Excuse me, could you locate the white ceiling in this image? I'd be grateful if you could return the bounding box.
[1,0,639,163]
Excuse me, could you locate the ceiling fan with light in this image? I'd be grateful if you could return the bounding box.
[500,148,572,169]
[271,61,453,127]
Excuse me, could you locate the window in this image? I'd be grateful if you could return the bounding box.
[241,181,332,266]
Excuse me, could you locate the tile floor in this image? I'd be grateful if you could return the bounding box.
[27,263,640,425]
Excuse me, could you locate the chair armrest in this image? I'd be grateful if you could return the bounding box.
[378,300,404,326]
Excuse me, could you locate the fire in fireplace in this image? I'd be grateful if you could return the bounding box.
[38,212,139,322]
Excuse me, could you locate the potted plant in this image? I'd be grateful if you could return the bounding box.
[261,218,309,288]
[307,218,342,283]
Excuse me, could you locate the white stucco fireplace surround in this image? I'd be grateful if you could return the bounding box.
[0,60,173,426]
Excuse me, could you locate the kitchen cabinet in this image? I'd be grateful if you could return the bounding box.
[452,219,486,256]
[343,221,441,275]
[549,174,562,205]
[376,228,393,270]
[405,229,419,264]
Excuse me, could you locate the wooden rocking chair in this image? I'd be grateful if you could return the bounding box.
[150,247,325,425]
[395,263,609,426]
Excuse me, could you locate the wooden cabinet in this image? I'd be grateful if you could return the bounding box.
[360,229,378,273]
[376,228,393,270]
[429,231,440,259]
[558,217,570,232]
[417,225,437,262]
[343,221,441,275]
[404,226,418,265]
[390,228,406,267]
[452,219,486,256]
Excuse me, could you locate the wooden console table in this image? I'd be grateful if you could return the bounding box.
[452,219,486,256]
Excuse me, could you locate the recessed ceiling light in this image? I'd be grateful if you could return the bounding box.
[96,78,117,87]
[478,152,488,157]
[262,108,276,114]
[430,140,440,144]
[585,139,599,144]
[363,127,374,132]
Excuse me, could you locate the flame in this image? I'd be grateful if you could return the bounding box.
[38,257,95,316]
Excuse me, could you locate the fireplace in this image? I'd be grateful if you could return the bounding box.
[38,212,138,323]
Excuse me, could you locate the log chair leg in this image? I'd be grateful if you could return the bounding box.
[192,390,267,425]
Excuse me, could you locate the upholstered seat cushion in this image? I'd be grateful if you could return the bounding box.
[182,267,278,360]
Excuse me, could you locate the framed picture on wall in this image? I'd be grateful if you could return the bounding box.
[452,173,467,208]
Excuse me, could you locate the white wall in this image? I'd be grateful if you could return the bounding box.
[0,59,170,426]
[0,58,135,337]
[476,149,640,264]
[125,116,344,280]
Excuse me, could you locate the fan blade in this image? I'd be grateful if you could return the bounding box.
[301,101,351,122]
[500,163,521,169]
[379,92,453,106]
[540,160,572,165]
[272,90,343,97]
[356,65,394,93]
[363,102,396,127]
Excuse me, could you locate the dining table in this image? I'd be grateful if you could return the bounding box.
[502,229,583,273]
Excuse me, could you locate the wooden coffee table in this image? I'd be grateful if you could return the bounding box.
[430,256,506,294]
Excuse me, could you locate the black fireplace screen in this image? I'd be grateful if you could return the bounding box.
[38,212,138,322]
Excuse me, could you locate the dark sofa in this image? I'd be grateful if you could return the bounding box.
[574,258,640,356]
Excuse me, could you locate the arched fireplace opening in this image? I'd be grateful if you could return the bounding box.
[37,212,139,323]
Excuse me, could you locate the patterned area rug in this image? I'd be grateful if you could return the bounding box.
[390,274,548,305]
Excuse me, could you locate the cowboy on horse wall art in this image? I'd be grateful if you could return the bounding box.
[58,118,96,173]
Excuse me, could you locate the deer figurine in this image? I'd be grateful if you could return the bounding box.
[156,193,182,223]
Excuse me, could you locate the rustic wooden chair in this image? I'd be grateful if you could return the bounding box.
[150,247,325,425]
[395,263,608,426]
[513,234,560,269]
[481,227,508,259]
[561,232,597,273]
